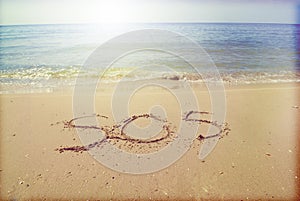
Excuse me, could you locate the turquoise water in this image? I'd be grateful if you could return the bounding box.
[0,23,299,93]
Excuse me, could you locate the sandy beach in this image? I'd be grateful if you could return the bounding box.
[0,82,299,200]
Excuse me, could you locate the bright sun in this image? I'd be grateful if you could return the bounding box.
[93,0,134,23]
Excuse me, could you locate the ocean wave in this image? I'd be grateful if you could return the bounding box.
[1,66,299,83]
[162,71,300,84]
[0,66,299,94]
[0,66,82,80]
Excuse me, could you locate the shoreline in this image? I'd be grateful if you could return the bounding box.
[1,80,299,95]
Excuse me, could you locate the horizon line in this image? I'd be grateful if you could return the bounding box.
[0,21,297,26]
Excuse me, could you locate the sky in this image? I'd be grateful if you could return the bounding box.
[0,0,298,25]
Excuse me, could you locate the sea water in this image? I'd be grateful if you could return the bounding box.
[0,23,299,93]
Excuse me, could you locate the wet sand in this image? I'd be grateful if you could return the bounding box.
[0,82,299,200]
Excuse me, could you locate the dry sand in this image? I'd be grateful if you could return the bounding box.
[0,82,299,200]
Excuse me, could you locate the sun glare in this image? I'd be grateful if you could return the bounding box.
[93,0,134,23]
